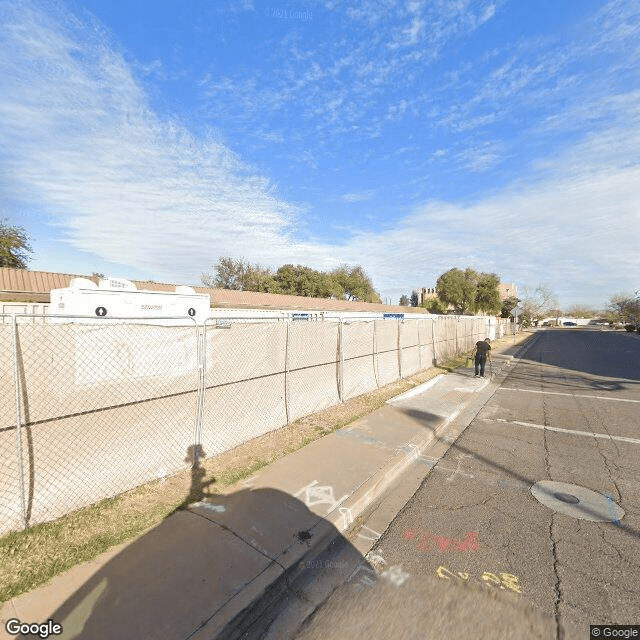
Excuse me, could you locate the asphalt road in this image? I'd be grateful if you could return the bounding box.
[294,329,640,640]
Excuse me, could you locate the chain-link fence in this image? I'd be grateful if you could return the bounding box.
[0,318,22,534]
[1,315,200,535]
[198,319,289,458]
[0,313,517,535]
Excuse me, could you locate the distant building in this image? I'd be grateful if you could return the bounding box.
[413,282,518,314]
[413,287,437,306]
[498,283,518,301]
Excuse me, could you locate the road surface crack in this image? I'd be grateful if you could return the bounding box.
[549,513,563,640]
[447,495,495,511]
[597,526,640,569]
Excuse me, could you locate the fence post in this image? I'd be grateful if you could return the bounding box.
[11,315,27,530]
[397,319,403,379]
[373,320,380,388]
[193,323,206,467]
[431,317,436,366]
[338,319,344,402]
[417,320,423,371]
[285,322,290,423]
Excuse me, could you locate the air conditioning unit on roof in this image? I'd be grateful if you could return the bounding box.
[50,277,210,325]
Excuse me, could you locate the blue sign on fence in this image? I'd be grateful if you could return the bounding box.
[383,313,405,320]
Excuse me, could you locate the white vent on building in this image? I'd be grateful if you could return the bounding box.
[98,278,137,291]
[69,278,98,290]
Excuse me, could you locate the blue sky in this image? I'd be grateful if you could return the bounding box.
[1,0,639,309]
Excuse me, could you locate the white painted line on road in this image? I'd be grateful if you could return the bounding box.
[498,387,640,404]
[493,418,640,445]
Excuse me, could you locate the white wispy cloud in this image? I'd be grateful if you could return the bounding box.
[360,153,639,304]
[199,0,501,151]
[456,141,507,172]
[0,0,638,308]
[0,1,303,280]
[340,190,377,202]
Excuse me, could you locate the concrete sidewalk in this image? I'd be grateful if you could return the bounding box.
[1,335,535,640]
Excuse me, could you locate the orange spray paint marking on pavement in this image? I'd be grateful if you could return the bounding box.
[404,529,479,552]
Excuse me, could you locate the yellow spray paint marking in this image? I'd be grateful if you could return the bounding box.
[435,565,456,580]
[498,573,522,593]
[436,566,522,594]
[481,571,502,587]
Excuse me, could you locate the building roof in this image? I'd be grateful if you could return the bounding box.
[0,268,420,314]
[0,267,79,295]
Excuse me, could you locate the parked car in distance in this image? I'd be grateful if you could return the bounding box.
[563,321,577,326]
[625,324,637,332]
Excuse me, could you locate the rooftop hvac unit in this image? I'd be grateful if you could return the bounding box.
[49,277,210,325]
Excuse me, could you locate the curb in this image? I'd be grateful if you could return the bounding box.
[499,332,538,360]
[206,332,540,638]
[329,333,537,540]
[217,375,481,638]
[219,341,541,638]
[385,374,445,404]
[211,517,339,640]
[223,332,538,635]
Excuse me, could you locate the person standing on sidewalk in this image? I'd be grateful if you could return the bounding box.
[472,338,491,377]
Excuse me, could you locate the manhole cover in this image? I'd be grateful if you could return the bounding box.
[553,492,579,504]
[530,481,624,522]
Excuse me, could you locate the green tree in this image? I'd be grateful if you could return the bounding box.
[273,264,348,298]
[500,296,520,319]
[203,257,247,289]
[436,268,478,315]
[399,294,409,306]
[275,264,315,296]
[422,297,448,314]
[322,273,345,299]
[331,265,381,303]
[410,291,419,307]
[243,264,280,293]
[0,219,33,269]
[203,258,381,301]
[202,257,278,292]
[434,267,503,315]
[475,273,502,314]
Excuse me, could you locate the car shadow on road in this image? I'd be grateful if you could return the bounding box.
[33,446,371,640]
